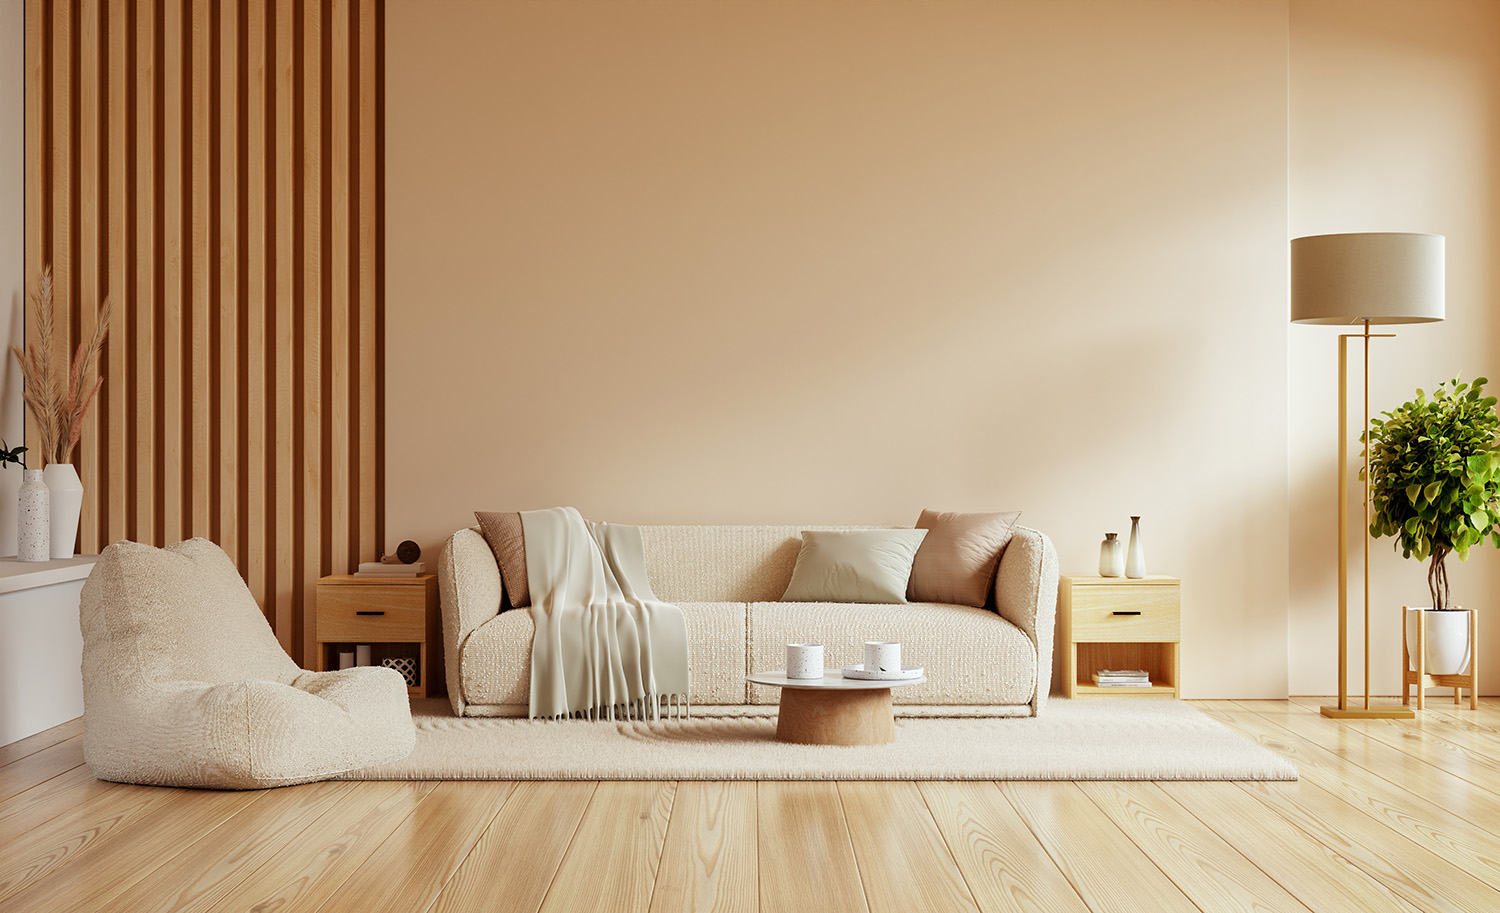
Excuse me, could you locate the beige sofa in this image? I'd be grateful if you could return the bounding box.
[439,524,1058,718]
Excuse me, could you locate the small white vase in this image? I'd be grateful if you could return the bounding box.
[17,470,50,563]
[42,463,83,559]
[1406,608,1472,675]
[1125,516,1147,578]
[1099,533,1124,577]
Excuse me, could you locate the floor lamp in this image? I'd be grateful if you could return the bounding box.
[1290,232,1444,720]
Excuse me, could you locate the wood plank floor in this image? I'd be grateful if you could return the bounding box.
[2,699,1498,912]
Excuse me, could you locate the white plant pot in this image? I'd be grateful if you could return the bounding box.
[42,463,83,560]
[1406,608,1473,676]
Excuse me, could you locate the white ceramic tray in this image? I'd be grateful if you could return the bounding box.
[841,664,924,682]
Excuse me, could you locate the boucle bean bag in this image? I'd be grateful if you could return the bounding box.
[80,538,415,789]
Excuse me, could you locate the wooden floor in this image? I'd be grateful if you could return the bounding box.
[2,697,1499,912]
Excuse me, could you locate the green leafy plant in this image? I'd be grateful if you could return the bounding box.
[0,440,25,469]
[1364,376,1500,611]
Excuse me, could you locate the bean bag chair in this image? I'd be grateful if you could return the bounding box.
[80,538,414,788]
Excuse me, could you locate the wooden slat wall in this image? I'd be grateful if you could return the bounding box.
[24,0,385,664]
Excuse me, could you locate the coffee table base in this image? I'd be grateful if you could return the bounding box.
[776,685,896,746]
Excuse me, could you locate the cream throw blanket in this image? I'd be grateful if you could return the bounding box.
[522,507,690,720]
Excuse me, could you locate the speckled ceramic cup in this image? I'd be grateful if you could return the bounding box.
[787,644,823,680]
[864,641,901,675]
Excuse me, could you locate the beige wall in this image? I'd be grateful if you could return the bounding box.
[386,0,1291,697]
[1288,0,1500,696]
[0,0,24,556]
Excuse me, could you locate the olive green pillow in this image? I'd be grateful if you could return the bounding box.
[780,529,928,604]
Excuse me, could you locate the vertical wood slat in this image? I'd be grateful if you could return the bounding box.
[329,0,351,610]
[134,0,158,544]
[189,0,211,538]
[300,0,323,663]
[49,0,72,468]
[25,0,383,665]
[272,0,295,655]
[77,0,101,551]
[356,0,377,570]
[161,0,185,545]
[217,0,240,569]
[105,0,128,547]
[245,0,268,613]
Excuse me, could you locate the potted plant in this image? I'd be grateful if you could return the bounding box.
[1365,376,1500,675]
[10,266,112,559]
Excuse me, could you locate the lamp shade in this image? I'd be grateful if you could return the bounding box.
[1290,232,1444,325]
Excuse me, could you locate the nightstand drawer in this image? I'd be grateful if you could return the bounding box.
[317,587,426,641]
[1067,586,1180,641]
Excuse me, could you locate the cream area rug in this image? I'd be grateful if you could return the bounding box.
[342,699,1296,781]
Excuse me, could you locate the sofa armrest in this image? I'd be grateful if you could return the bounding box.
[438,527,505,716]
[993,526,1060,715]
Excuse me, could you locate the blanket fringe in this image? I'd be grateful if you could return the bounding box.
[537,693,691,723]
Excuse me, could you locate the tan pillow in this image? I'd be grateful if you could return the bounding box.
[907,509,1022,607]
[781,529,928,604]
[475,511,530,609]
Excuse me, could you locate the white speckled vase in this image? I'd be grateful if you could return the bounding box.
[42,463,82,560]
[18,470,50,563]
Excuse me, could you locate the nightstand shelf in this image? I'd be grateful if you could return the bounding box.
[1060,575,1180,698]
[313,574,440,699]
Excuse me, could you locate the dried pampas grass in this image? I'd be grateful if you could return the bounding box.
[11,266,113,466]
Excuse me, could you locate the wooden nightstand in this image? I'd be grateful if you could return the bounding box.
[1059,575,1180,697]
[313,575,440,699]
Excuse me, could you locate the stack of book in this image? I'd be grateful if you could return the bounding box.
[1091,669,1152,687]
[355,561,426,578]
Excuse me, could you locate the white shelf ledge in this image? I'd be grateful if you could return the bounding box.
[0,556,98,595]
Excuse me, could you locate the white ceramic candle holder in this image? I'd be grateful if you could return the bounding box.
[864,641,901,674]
[338,651,355,670]
[356,644,372,667]
[787,643,824,680]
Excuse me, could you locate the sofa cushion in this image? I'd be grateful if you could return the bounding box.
[908,509,1022,608]
[461,602,749,707]
[474,511,531,608]
[749,601,1035,706]
[780,529,928,603]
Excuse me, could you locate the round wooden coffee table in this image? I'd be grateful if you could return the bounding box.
[747,670,927,746]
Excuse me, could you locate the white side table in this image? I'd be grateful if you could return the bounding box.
[0,555,97,746]
[746,670,927,746]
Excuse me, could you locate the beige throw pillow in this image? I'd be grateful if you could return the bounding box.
[475,511,531,609]
[780,529,928,604]
[907,509,1022,607]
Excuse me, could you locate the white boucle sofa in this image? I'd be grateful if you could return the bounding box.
[439,524,1059,718]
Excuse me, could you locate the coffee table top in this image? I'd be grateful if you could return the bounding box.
[747,670,928,690]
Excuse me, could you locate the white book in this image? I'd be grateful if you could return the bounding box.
[1093,680,1153,687]
[356,561,426,576]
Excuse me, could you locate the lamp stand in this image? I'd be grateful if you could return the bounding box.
[1321,320,1415,720]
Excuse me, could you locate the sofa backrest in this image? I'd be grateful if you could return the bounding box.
[639,525,896,603]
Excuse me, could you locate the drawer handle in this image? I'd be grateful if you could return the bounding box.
[356,610,386,616]
[1111,611,1142,616]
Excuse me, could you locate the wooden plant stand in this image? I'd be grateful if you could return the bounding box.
[1403,606,1478,710]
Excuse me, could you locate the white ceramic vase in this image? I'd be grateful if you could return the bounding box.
[17,470,50,563]
[1099,533,1124,577]
[1125,516,1147,578]
[1406,608,1472,675]
[42,463,82,560]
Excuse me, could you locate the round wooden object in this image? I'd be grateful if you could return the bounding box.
[776,685,896,746]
